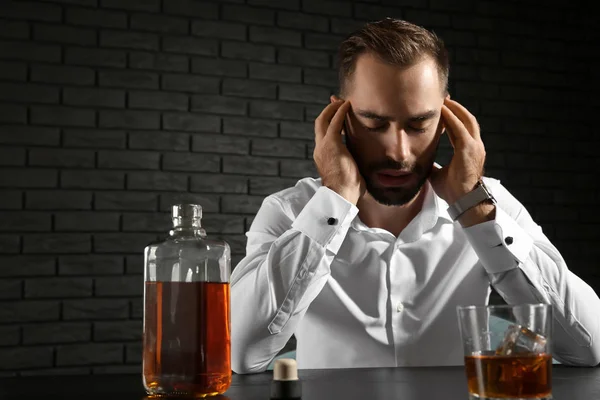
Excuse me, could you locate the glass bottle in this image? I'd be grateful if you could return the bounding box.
[142,204,231,397]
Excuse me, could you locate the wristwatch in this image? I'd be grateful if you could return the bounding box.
[447,179,496,221]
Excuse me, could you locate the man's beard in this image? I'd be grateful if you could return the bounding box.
[346,136,438,206]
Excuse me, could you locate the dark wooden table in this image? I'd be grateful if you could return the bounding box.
[1,365,599,399]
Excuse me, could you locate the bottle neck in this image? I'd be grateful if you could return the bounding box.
[170,218,206,238]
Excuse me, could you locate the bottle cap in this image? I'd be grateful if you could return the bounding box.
[172,204,202,220]
[271,358,301,399]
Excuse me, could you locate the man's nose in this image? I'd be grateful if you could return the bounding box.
[384,129,411,162]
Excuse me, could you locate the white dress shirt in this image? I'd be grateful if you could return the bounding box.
[230,176,600,373]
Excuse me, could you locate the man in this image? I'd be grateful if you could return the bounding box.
[230,18,600,373]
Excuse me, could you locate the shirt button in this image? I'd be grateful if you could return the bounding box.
[327,217,338,226]
[505,236,514,245]
[396,302,404,313]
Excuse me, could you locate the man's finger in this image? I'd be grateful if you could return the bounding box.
[444,99,480,140]
[326,100,351,138]
[441,104,470,149]
[315,100,345,141]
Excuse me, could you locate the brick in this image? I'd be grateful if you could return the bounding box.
[129,52,188,72]
[66,47,127,68]
[0,169,57,188]
[25,277,93,298]
[223,117,278,137]
[0,347,54,370]
[278,11,328,32]
[94,233,156,253]
[0,20,29,39]
[38,0,97,5]
[122,212,170,232]
[222,195,264,214]
[162,74,219,93]
[127,171,188,191]
[31,65,95,85]
[64,88,124,108]
[95,275,143,296]
[29,148,95,168]
[101,0,159,11]
[0,40,60,62]
[23,322,90,345]
[331,18,365,35]
[129,131,189,151]
[160,192,220,212]
[98,150,161,170]
[94,365,139,374]
[455,48,499,65]
[0,235,19,253]
[26,190,92,210]
[192,134,249,155]
[63,298,129,320]
[0,190,22,210]
[126,342,142,363]
[250,26,301,47]
[31,106,95,127]
[252,138,306,158]
[0,279,22,299]
[163,112,220,132]
[0,60,26,80]
[190,174,247,194]
[100,30,159,51]
[191,95,247,115]
[202,214,245,234]
[59,255,124,275]
[61,170,125,189]
[0,211,50,232]
[164,0,218,18]
[23,233,92,254]
[279,84,330,104]
[223,78,276,99]
[353,3,401,19]
[192,57,246,78]
[57,343,123,366]
[249,63,301,83]
[0,326,20,346]
[223,155,278,176]
[223,4,275,25]
[303,0,352,16]
[66,7,126,28]
[405,9,451,27]
[55,212,120,232]
[249,0,299,9]
[0,1,61,21]
[0,256,55,277]
[0,301,60,323]
[34,23,96,45]
[99,110,160,129]
[281,159,317,178]
[0,104,26,123]
[99,70,158,89]
[162,152,220,172]
[430,0,475,10]
[0,147,25,166]
[303,67,338,87]
[250,177,298,195]
[451,15,494,31]
[304,33,343,51]
[95,191,157,210]
[436,29,477,46]
[94,320,142,341]
[125,255,143,274]
[0,82,58,105]
[278,48,329,67]
[222,41,275,63]
[250,100,304,120]
[455,82,499,99]
[192,20,246,41]
[163,36,218,56]
[129,91,188,111]
[131,13,188,34]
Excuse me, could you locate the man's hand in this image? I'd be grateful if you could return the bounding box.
[431,98,494,227]
[313,100,365,205]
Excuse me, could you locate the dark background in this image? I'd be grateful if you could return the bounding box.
[0,0,598,376]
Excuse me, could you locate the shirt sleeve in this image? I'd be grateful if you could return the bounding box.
[462,178,600,367]
[231,184,358,374]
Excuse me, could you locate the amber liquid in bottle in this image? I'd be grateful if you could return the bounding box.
[143,281,231,397]
[464,353,552,398]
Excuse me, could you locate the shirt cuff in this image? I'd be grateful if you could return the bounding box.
[291,186,359,255]
[463,206,534,274]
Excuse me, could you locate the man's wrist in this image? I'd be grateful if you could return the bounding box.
[458,200,496,228]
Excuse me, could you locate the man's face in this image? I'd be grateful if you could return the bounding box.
[342,53,446,206]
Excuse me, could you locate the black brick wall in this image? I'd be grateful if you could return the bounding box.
[0,0,598,375]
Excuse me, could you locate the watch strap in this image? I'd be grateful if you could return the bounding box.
[447,180,495,221]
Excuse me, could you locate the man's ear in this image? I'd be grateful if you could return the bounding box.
[330,94,341,103]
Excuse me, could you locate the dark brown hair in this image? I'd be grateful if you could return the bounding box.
[338,18,449,96]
